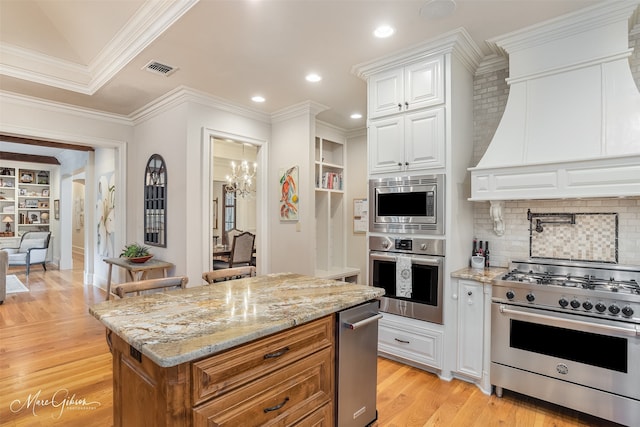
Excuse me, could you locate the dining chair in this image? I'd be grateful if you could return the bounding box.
[113,276,189,298]
[202,266,256,284]
[213,231,255,270]
[225,227,243,246]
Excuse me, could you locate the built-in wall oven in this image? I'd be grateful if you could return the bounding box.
[369,174,444,235]
[491,260,640,426]
[369,236,444,324]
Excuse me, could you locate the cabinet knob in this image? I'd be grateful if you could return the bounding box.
[405,162,409,166]
[397,103,402,111]
[468,291,473,296]
[397,162,403,166]
[404,101,409,109]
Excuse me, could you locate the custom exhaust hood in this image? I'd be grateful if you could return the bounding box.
[469,1,640,202]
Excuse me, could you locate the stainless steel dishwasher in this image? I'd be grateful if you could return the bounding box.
[336,300,382,427]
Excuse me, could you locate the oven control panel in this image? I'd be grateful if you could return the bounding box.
[369,235,445,256]
[492,282,640,324]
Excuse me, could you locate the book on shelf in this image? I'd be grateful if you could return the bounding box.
[321,172,343,190]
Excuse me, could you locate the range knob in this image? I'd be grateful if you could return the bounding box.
[420,243,428,250]
[526,293,535,302]
[595,302,607,313]
[381,240,390,249]
[582,301,593,311]
[570,299,581,309]
[622,306,634,317]
[608,304,620,315]
[506,291,515,300]
[559,298,569,308]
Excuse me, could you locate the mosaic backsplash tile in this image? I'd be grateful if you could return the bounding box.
[530,213,618,263]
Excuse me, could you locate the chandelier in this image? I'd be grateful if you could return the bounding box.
[225,160,257,198]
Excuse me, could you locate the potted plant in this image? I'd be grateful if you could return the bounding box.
[120,243,153,263]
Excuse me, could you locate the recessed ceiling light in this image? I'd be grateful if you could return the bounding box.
[251,95,265,103]
[306,73,322,82]
[350,113,363,119]
[374,25,395,38]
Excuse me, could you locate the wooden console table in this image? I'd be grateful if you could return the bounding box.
[103,257,174,300]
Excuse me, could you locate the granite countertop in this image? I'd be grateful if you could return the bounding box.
[90,273,385,367]
[451,267,508,284]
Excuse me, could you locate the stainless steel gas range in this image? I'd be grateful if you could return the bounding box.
[491,260,640,426]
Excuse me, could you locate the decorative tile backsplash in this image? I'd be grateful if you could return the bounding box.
[530,213,618,263]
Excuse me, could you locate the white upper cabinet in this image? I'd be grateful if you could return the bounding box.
[369,107,445,174]
[368,57,444,119]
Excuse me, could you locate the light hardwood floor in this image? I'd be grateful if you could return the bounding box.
[0,264,624,426]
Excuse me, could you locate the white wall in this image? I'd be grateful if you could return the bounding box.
[131,89,271,284]
[268,105,316,275]
[345,129,368,282]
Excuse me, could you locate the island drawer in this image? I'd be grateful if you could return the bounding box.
[192,348,333,427]
[192,315,334,405]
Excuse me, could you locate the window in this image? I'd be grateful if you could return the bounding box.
[222,185,236,245]
[144,154,167,247]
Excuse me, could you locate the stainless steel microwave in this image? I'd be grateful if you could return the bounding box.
[369,174,444,235]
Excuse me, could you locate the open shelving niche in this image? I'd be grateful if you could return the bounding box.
[314,133,360,283]
[1,165,54,249]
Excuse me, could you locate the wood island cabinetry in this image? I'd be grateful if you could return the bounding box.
[110,316,334,427]
[92,272,384,427]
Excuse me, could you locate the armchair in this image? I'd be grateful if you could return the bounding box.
[0,250,7,304]
[2,231,51,276]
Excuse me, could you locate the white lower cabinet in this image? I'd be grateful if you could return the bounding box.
[457,280,484,378]
[378,312,443,371]
[455,279,492,394]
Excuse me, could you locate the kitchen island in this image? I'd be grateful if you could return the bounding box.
[90,273,384,427]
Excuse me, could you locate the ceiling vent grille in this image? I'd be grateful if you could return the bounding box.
[143,60,178,77]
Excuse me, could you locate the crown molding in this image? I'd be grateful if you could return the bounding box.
[87,0,199,93]
[130,86,271,125]
[475,54,508,75]
[0,90,132,126]
[271,101,330,124]
[351,27,482,79]
[0,0,199,95]
[488,1,639,54]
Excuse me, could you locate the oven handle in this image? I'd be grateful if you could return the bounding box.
[498,304,640,337]
[369,251,443,266]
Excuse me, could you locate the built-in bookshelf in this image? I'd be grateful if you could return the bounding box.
[0,166,51,239]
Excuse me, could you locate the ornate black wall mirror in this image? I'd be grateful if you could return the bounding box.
[144,154,167,247]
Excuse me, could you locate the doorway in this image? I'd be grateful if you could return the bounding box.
[206,132,266,273]
[71,177,86,270]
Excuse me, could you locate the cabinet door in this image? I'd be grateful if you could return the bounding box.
[404,107,445,171]
[368,116,405,174]
[368,68,404,119]
[457,281,484,379]
[404,57,444,111]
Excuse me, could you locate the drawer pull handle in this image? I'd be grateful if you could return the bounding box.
[264,346,290,359]
[264,396,289,413]
[395,338,410,344]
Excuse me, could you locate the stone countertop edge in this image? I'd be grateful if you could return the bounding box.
[450,267,508,284]
[89,273,385,368]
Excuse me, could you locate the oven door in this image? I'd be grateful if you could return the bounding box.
[369,251,443,324]
[492,303,640,400]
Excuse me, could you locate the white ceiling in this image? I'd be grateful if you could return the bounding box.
[0,0,606,145]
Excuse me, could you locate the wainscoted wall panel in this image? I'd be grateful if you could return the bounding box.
[471,27,640,267]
